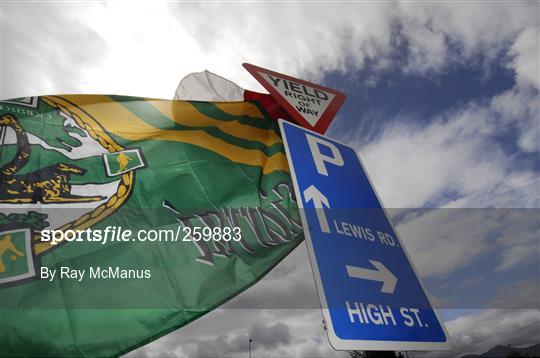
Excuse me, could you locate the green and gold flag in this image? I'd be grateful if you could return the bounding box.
[0,95,303,356]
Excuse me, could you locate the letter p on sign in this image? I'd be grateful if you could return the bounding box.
[306,134,344,176]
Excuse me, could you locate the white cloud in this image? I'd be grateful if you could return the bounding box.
[509,27,540,90]
[397,209,489,278]
[398,3,538,72]
[359,101,539,209]
[359,79,538,278]
[357,32,539,209]
[0,2,109,99]
[490,85,540,153]
[488,280,540,309]
[2,2,538,99]
[442,309,540,357]
[494,210,540,272]
[126,308,346,358]
[395,208,539,278]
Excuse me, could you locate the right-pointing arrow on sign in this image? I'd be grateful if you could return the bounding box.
[346,260,397,294]
[303,185,331,233]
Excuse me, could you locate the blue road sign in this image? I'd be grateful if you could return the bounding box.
[279,119,451,351]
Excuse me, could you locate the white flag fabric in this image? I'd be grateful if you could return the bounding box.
[174,70,244,101]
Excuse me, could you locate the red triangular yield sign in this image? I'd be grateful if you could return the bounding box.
[243,63,346,134]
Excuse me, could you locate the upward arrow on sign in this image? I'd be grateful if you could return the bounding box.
[303,185,331,233]
[243,63,346,134]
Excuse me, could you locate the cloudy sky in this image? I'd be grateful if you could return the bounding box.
[1,1,539,357]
